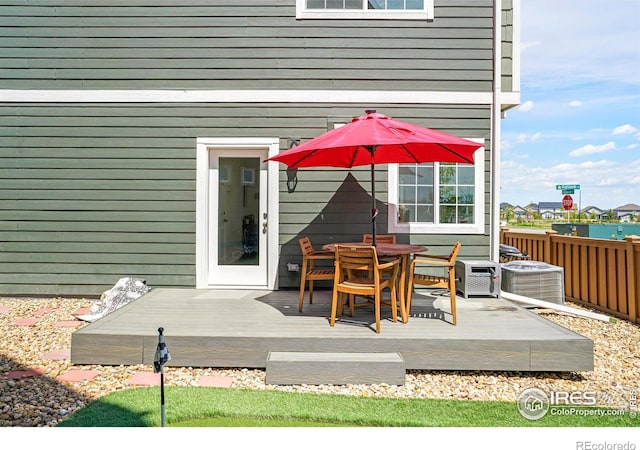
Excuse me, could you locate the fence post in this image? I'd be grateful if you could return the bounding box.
[544,230,557,264]
[625,235,639,323]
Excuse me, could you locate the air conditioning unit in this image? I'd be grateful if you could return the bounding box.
[455,260,501,298]
[500,261,565,305]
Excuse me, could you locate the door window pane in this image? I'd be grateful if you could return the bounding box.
[218,157,260,266]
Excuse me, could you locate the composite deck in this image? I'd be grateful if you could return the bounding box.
[71,288,593,372]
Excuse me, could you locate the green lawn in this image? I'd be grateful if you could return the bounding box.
[56,387,637,427]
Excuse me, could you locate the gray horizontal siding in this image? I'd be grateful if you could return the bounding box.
[0,101,197,295]
[0,103,491,295]
[501,0,516,93]
[0,0,495,91]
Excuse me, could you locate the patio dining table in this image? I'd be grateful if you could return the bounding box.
[322,242,428,323]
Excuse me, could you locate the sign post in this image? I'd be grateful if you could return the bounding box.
[562,194,573,223]
[557,184,581,223]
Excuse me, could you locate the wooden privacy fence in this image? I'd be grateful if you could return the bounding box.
[500,228,640,324]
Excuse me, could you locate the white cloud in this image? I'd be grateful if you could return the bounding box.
[514,132,541,145]
[569,141,616,157]
[519,101,534,112]
[568,100,582,107]
[552,160,613,172]
[612,124,638,135]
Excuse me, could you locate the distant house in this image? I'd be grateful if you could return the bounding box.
[500,202,527,219]
[614,204,640,223]
[512,205,527,218]
[0,1,521,296]
[581,206,605,220]
[538,202,565,219]
[524,203,538,217]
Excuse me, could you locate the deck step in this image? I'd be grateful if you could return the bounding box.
[265,351,405,386]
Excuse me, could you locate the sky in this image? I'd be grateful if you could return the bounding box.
[500,0,640,211]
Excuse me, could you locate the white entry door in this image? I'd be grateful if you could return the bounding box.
[196,138,279,289]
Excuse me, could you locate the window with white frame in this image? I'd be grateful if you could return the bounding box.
[296,0,434,20]
[388,142,485,234]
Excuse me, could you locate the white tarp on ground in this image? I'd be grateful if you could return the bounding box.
[77,277,150,323]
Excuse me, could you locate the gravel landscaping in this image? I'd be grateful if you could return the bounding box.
[1,295,638,427]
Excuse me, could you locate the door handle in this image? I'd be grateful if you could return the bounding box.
[262,221,268,234]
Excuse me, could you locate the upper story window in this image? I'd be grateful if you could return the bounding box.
[296,0,434,20]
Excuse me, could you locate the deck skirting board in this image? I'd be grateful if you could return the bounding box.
[70,288,594,373]
[530,340,594,371]
[71,334,593,372]
[70,334,145,366]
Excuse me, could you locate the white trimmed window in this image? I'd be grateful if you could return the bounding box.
[296,0,434,20]
[388,141,485,234]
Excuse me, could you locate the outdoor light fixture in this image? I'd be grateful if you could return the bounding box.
[286,139,300,193]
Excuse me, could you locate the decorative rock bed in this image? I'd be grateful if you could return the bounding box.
[0,296,638,426]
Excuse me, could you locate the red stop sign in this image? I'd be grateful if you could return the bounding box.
[562,194,573,211]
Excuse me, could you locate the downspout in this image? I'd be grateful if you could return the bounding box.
[490,0,503,262]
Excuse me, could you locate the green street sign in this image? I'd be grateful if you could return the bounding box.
[562,189,575,194]
[556,184,580,190]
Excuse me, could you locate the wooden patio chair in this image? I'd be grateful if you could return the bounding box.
[362,233,397,267]
[362,233,396,244]
[330,244,401,334]
[407,242,462,325]
[298,237,335,313]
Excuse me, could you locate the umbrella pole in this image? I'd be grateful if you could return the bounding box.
[370,161,377,246]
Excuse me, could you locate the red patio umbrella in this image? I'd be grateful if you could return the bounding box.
[266,110,483,245]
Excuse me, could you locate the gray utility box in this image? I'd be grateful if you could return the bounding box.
[500,261,565,305]
[455,260,501,298]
